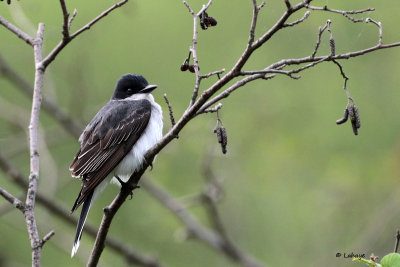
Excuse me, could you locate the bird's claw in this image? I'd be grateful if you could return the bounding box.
[115,175,125,186]
[115,176,140,200]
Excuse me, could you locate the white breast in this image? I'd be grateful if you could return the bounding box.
[111,94,163,183]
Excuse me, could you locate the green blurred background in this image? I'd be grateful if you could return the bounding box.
[1,0,400,266]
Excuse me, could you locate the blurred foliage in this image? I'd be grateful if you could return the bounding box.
[354,253,400,267]
[1,0,400,266]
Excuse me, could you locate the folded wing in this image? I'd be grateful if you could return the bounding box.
[70,99,151,212]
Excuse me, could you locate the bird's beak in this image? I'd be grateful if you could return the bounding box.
[140,84,158,93]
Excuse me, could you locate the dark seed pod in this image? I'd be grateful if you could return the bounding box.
[220,127,227,154]
[200,11,217,30]
[214,127,222,143]
[204,16,217,27]
[214,126,227,154]
[180,63,189,72]
[347,104,355,121]
[200,12,208,30]
[188,65,195,73]
[336,108,349,125]
[329,37,335,56]
[351,120,358,135]
[353,105,361,129]
[347,103,361,135]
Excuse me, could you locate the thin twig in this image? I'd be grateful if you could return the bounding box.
[200,69,226,79]
[186,1,214,107]
[68,9,78,30]
[87,1,400,264]
[305,4,374,23]
[0,187,25,212]
[240,69,300,79]
[197,74,275,114]
[26,23,45,267]
[366,18,383,46]
[249,0,266,45]
[284,0,292,10]
[0,154,164,267]
[163,94,176,127]
[142,179,266,267]
[332,59,352,101]
[42,0,129,68]
[59,0,70,39]
[183,1,195,16]
[394,230,400,253]
[311,22,329,58]
[40,230,56,248]
[200,103,222,114]
[0,54,83,137]
[283,11,310,27]
[0,16,35,46]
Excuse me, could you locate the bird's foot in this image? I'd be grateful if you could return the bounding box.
[115,176,140,200]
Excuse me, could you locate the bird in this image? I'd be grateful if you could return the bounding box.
[69,74,163,257]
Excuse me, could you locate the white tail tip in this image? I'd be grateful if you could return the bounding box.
[71,241,80,258]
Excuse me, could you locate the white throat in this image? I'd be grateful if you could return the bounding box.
[125,93,156,102]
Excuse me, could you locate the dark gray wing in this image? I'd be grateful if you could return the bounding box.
[70,99,151,212]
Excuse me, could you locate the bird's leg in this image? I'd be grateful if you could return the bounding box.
[144,159,153,170]
[115,176,140,199]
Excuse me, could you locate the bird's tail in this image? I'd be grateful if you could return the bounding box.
[71,190,93,258]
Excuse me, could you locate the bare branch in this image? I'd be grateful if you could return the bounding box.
[42,0,129,68]
[366,18,383,46]
[283,11,310,27]
[198,103,222,115]
[200,69,225,79]
[196,0,213,17]
[40,230,55,248]
[0,187,25,212]
[24,22,45,267]
[163,94,176,127]
[59,0,70,39]
[198,74,275,114]
[0,154,164,267]
[69,0,128,39]
[186,1,214,107]
[0,16,35,46]
[142,179,266,267]
[240,69,300,79]
[395,230,400,253]
[311,21,329,58]
[84,1,400,264]
[183,1,195,16]
[249,0,266,45]
[0,54,83,137]
[305,4,374,23]
[284,0,292,10]
[68,9,78,30]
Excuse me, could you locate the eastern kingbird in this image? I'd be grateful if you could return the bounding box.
[69,74,163,257]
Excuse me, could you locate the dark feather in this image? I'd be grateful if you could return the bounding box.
[70,99,151,212]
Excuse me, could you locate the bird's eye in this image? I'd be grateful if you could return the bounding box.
[127,88,133,94]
